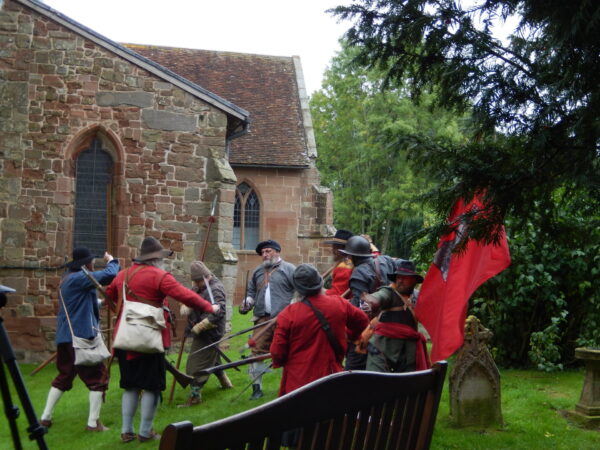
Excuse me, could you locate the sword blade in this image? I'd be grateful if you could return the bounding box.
[203,276,215,304]
[210,193,218,217]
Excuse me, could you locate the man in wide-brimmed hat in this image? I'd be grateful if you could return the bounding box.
[361,260,430,373]
[40,247,119,432]
[322,229,354,297]
[179,261,232,407]
[339,235,396,370]
[239,239,296,399]
[105,236,219,443]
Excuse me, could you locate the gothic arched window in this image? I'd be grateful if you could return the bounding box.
[233,182,260,250]
[73,138,113,256]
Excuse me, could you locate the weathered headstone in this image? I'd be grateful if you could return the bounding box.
[449,315,503,427]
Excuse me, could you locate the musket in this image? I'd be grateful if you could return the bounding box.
[231,362,273,403]
[215,347,240,371]
[82,266,114,348]
[30,352,57,376]
[238,318,277,354]
[165,359,194,387]
[239,270,250,314]
[196,353,271,376]
[188,317,276,357]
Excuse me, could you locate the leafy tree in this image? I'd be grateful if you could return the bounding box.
[310,42,466,255]
[471,191,600,369]
[331,0,600,246]
[325,1,600,366]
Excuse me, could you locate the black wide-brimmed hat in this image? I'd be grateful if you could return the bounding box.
[393,260,424,283]
[293,264,324,295]
[255,239,281,255]
[323,229,354,246]
[66,247,96,270]
[134,236,173,262]
[339,235,374,258]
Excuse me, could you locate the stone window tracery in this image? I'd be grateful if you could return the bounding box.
[233,182,260,250]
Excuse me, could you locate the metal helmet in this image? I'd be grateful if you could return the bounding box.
[339,235,374,258]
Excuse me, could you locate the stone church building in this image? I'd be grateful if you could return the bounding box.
[0,0,334,361]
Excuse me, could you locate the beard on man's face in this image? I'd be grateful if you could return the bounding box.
[262,258,275,269]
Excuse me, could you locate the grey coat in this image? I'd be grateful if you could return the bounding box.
[248,259,296,318]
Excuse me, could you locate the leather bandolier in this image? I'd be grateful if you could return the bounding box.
[378,287,417,330]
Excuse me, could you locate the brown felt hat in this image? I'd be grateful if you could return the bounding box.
[190,261,212,281]
[323,229,354,246]
[134,236,173,262]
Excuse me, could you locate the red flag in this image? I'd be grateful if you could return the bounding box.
[415,195,511,362]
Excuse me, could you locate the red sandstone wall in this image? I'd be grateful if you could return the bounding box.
[231,165,335,303]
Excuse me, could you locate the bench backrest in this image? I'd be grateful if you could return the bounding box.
[160,362,447,450]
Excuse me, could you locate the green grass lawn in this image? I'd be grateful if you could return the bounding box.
[1,311,598,449]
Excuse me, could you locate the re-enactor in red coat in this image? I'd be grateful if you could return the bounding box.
[105,237,217,443]
[270,264,369,396]
[323,229,354,297]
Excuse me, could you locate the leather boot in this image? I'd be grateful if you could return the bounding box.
[250,384,263,400]
[217,373,234,389]
[178,393,201,408]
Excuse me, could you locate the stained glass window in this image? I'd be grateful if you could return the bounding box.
[233,182,260,250]
[73,138,112,256]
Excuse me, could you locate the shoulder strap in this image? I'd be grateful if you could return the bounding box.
[123,265,162,307]
[58,274,76,338]
[372,257,383,291]
[302,298,345,362]
[391,287,417,323]
[115,265,147,317]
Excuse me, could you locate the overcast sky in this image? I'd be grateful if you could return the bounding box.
[42,0,353,96]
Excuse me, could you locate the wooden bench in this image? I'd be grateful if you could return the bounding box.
[159,362,447,450]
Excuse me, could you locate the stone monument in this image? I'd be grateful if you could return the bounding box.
[449,315,503,427]
[563,347,600,428]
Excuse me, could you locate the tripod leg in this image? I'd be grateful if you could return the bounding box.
[0,357,23,450]
[0,317,48,450]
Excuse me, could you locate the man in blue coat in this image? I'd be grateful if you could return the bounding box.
[40,247,119,432]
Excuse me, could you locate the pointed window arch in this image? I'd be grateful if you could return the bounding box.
[73,137,113,256]
[233,182,260,250]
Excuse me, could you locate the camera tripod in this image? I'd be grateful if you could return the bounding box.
[0,290,48,449]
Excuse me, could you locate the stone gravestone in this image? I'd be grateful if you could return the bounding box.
[449,315,503,427]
